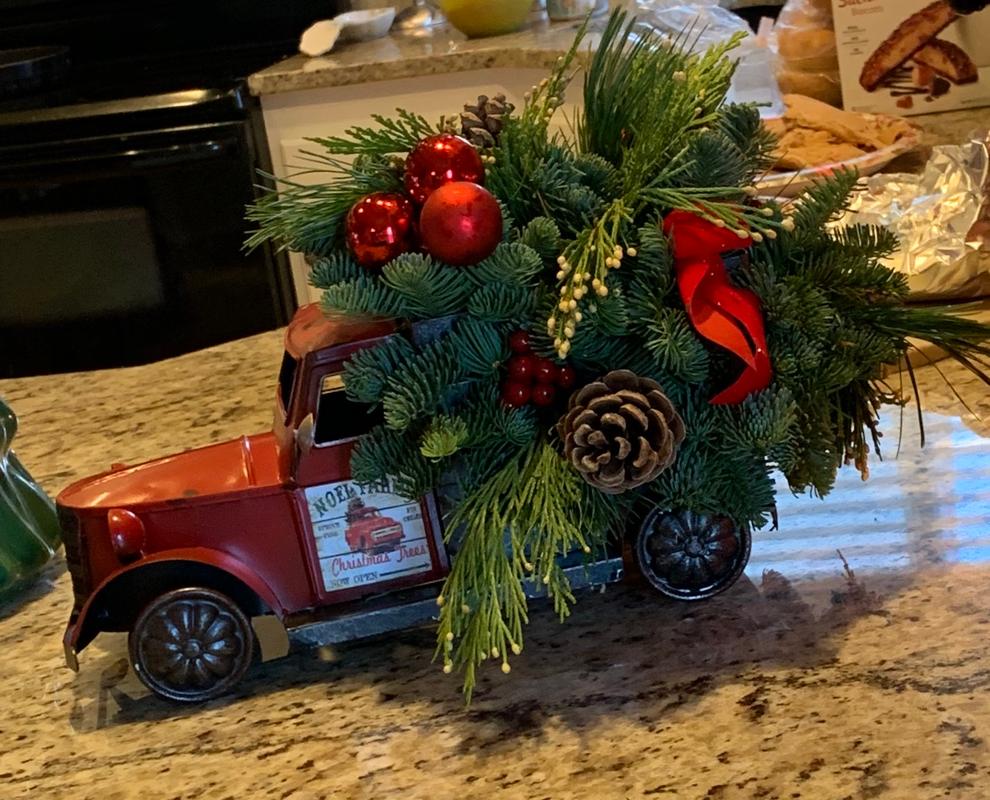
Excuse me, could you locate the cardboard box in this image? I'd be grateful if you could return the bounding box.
[832,0,990,115]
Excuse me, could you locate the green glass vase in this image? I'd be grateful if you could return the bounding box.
[0,398,60,598]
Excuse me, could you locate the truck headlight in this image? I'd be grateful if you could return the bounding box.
[107,508,145,561]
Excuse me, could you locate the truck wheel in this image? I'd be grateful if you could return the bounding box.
[128,587,255,703]
[635,509,751,601]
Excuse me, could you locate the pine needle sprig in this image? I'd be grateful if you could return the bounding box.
[245,158,401,255]
[435,442,620,699]
[790,168,860,234]
[644,307,711,383]
[381,340,461,431]
[467,283,537,323]
[308,109,448,158]
[343,335,417,405]
[309,252,362,289]
[351,426,443,498]
[420,416,470,459]
[321,275,409,319]
[381,254,473,319]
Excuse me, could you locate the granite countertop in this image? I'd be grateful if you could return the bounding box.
[248,14,596,96]
[247,3,782,96]
[1,326,989,799]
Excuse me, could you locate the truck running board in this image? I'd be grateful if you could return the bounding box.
[286,556,624,649]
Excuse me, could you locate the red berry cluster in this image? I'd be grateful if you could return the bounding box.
[501,331,576,409]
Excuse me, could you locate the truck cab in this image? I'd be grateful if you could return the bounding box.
[58,305,452,702]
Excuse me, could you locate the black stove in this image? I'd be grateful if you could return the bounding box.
[0,0,342,377]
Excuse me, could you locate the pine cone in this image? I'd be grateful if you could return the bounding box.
[560,370,686,495]
[460,93,514,149]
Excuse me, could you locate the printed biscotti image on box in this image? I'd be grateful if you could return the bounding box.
[832,0,990,115]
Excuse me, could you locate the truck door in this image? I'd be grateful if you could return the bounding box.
[293,369,448,605]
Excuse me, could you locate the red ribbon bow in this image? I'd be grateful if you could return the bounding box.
[663,210,772,405]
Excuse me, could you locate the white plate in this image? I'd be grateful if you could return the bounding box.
[755,128,923,199]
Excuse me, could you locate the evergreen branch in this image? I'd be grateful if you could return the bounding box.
[574,152,622,197]
[722,388,799,456]
[245,161,401,255]
[377,319,507,431]
[466,242,545,288]
[637,186,783,236]
[321,276,408,319]
[351,426,442,498]
[448,317,509,377]
[420,416,470,459]
[829,223,900,263]
[467,283,537,323]
[462,392,538,449]
[791,244,908,302]
[716,103,778,180]
[343,336,417,404]
[435,442,620,699]
[625,221,676,320]
[851,303,990,359]
[309,252,362,289]
[589,285,630,336]
[791,168,860,234]
[381,253,473,319]
[381,340,461,431]
[308,109,446,157]
[644,307,710,383]
[518,217,562,259]
[675,129,751,190]
[485,20,587,220]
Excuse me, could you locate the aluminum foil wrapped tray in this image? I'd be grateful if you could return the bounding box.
[836,135,990,300]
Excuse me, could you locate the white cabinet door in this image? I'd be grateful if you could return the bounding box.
[260,68,581,304]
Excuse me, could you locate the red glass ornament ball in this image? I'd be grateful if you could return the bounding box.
[507,354,536,382]
[419,181,503,267]
[531,383,557,407]
[509,330,533,354]
[533,357,557,385]
[345,192,416,269]
[501,380,531,408]
[404,134,485,205]
[556,365,577,390]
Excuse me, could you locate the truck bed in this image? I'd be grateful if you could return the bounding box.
[58,432,286,510]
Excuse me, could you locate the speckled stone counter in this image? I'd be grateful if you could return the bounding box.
[247,14,596,96]
[0,328,989,799]
[247,4,781,96]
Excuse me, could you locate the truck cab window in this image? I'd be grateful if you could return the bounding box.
[278,352,297,415]
[314,373,384,445]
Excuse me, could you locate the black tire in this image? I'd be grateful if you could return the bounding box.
[128,586,254,703]
[635,508,751,601]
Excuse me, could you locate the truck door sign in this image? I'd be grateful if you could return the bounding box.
[304,477,434,593]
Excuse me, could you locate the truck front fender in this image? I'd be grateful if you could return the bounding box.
[64,547,286,660]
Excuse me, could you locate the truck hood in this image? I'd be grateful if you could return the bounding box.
[58,433,286,510]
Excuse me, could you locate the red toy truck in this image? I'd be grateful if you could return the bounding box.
[58,305,751,702]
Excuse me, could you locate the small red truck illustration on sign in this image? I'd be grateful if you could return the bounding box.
[344,498,404,553]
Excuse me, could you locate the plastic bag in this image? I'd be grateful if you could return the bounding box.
[773,0,841,106]
[634,0,751,52]
[634,0,785,117]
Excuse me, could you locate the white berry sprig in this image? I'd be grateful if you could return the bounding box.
[547,199,633,357]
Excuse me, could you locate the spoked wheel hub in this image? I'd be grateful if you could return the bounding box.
[129,587,254,703]
[635,509,751,600]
